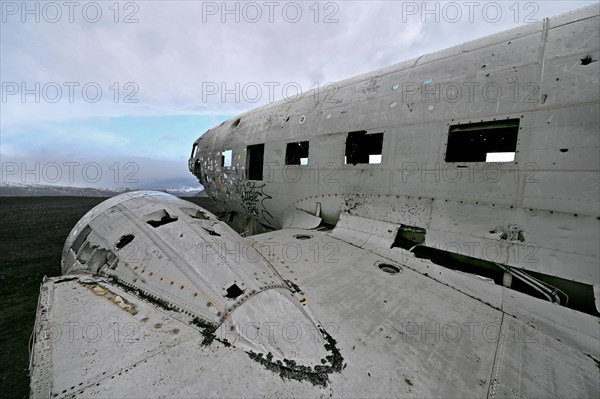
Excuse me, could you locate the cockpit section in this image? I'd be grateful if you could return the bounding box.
[189,138,205,184]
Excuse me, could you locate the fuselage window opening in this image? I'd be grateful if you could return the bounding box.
[246,144,265,180]
[194,160,202,178]
[190,143,198,158]
[285,141,309,165]
[345,131,384,165]
[222,150,232,168]
[445,119,519,162]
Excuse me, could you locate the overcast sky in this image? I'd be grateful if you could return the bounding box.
[1,0,596,190]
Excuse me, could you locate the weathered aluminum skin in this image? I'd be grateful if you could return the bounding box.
[31,217,599,397]
[189,4,600,287]
[58,191,330,366]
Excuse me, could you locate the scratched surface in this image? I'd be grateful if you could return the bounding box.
[31,227,599,398]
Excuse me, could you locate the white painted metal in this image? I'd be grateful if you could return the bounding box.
[30,224,599,397]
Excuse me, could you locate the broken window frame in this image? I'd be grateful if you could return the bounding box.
[72,225,92,254]
[116,234,135,249]
[224,283,244,299]
[180,207,210,220]
[144,209,179,228]
[246,143,265,181]
[344,131,384,165]
[444,119,520,163]
[222,150,232,168]
[391,224,426,250]
[285,141,310,166]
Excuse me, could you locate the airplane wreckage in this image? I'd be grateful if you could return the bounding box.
[31,5,599,398]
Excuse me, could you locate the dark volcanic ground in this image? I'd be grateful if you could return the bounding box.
[0,196,218,398]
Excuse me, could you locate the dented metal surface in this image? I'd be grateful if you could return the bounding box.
[57,191,332,369]
[30,223,599,398]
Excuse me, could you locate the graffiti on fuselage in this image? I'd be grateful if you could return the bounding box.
[199,153,274,225]
[234,180,273,225]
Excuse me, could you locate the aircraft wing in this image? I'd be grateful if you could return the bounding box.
[29,193,599,398]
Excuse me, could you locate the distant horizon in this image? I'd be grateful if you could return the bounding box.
[0,180,204,190]
[0,181,205,197]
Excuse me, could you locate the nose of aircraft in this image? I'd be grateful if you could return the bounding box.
[61,190,338,376]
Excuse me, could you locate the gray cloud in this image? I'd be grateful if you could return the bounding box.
[3,1,595,126]
[1,1,596,190]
